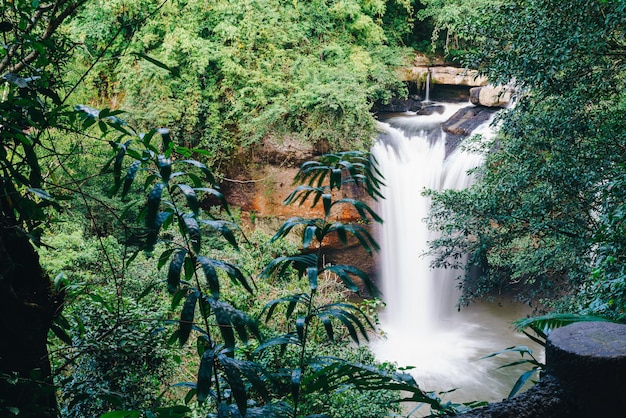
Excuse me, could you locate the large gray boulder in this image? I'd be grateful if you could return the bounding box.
[470,85,514,107]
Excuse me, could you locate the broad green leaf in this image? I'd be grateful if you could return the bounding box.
[158,248,176,270]
[146,182,165,228]
[179,291,198,346]
[218,353,248,415]
[333,198,383,223]
[255,333,300,353]
[321,264,380,298]
[157,155,172,182]
[259,254,317,280]
[322,193,332,216]
[179,160,216,185]
[50,323,72,345]
[183,215,201,254]
[291,368,302,406]
[111,140,132,194]
[131,52,180,77]
[261,294,308,322]
[296,316,306,343]
[507,367,540,398]
[122,160,141,198]
[307,266,318,291]
[302,225,317,248]
[197,256,220,299]
[176,184,200,215]
[198,219,239,250]
[211,300,236,350]
[167,249,187,294]
[319,313,334,341]
[197,348,215,403]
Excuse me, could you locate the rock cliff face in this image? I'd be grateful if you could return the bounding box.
[400,66,488,87]
[219,137,378,283]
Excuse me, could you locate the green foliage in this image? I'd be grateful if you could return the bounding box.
[426,0,626,312]
[59,297,174,417]
[88,104,469,416]
[416,0,501,54]
[69,0,412,162]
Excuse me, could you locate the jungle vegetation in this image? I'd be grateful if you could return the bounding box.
[1,0,625,417]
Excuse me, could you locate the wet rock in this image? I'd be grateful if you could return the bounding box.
[372,96,422,113]
[442,106,498,156]
[416,104,445,116]
[457,375,573,418]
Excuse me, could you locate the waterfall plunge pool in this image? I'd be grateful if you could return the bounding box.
[369,104,543,408]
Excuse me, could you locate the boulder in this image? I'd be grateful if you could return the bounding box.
[372,96,422,113]
[470,86,514,108]
[457,321,626,417]
[545,321,626,416]
[442,106,498,156]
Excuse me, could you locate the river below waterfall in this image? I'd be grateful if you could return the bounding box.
[370,103,543,409]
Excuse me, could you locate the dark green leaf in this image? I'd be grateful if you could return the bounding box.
[508,368,540,398]
[50,323,72,345]
[255,333,300,353]
[198,219,239,250]
[179,291,198,346]
[291,368,302,406]
[303,225,317,249]
[157,155,172,182]
[177,184,200,215]
[307,267,318,291]
[322,194,332,216]
[197,256,220,299]
[296,316,306,343]
[146,182,165,228]
[218,353,248,415]
[122,160,141,198]
[158,248,176,270]
[131,52,180,77]
[197,348,215,403]
[183,215,201,254]
[167,249,187,294]
[259,254,317,280]
[321,264,380,298]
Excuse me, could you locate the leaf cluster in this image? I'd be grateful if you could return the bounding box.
[68,0,413,162]
[426,0,626,311]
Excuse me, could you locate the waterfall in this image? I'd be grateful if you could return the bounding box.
[424,69,431,103]
[370,103,511,401]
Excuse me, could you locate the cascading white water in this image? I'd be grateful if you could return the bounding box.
[370,103,539,404]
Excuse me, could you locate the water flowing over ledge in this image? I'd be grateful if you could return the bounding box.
[370,103,540,404]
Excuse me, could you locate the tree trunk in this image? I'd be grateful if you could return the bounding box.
[0,226,61,417]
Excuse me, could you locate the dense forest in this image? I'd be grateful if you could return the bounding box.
[1,0,625,417]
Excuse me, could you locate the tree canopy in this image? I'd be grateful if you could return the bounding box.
[69,0,414,163]
[427,0,626,319]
